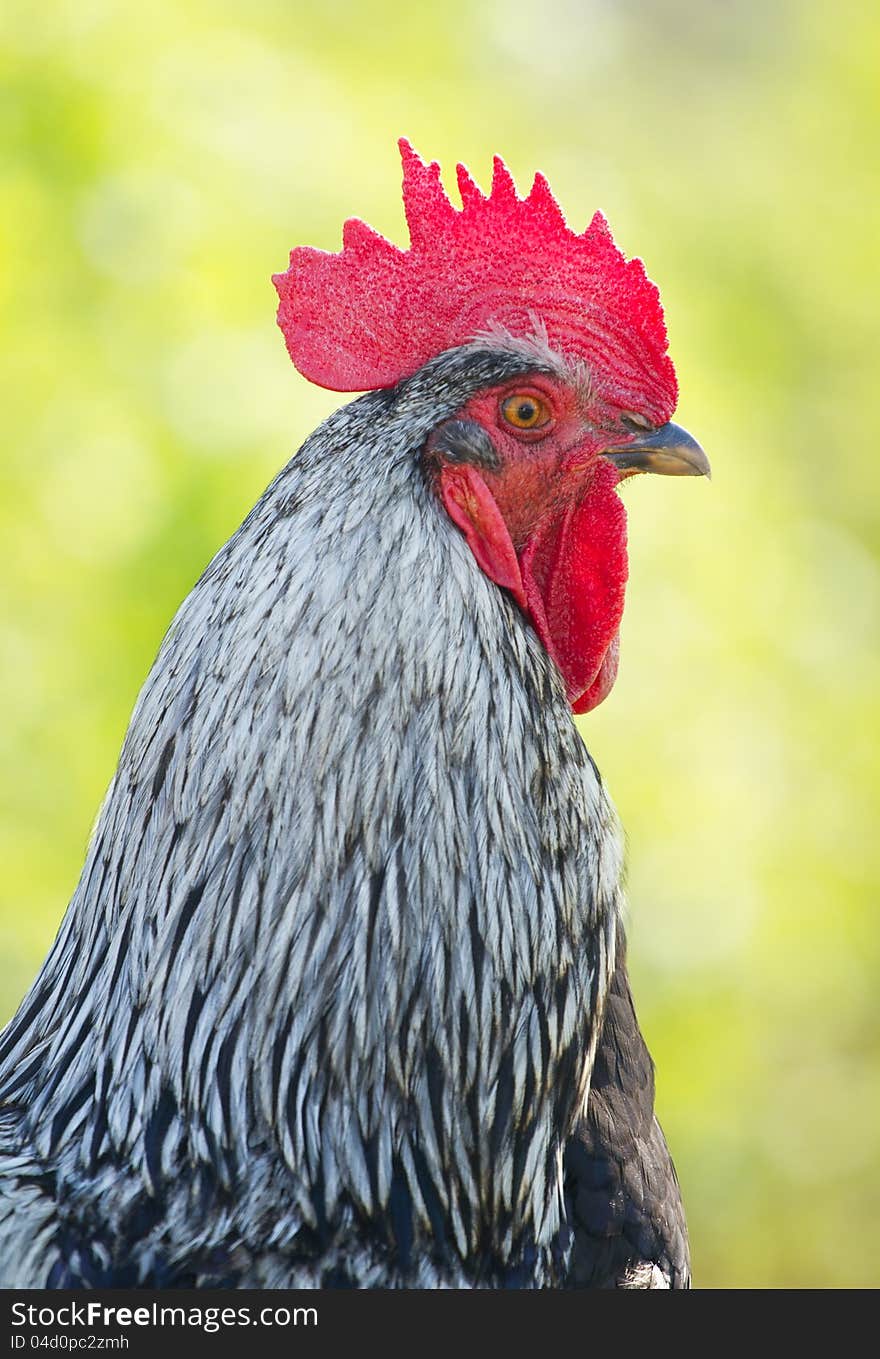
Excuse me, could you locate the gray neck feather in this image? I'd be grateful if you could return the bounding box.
[1,344,623,1273]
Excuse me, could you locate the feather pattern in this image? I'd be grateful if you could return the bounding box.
[0,341,640,1288]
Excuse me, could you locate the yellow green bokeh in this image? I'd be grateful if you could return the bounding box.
[1,0,878,1287]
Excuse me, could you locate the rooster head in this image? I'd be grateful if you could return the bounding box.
[273,140,709,712]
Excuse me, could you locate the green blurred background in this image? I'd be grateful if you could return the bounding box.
[2,0,878,1287]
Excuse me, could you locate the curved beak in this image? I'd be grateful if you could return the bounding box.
[602,421,711,479]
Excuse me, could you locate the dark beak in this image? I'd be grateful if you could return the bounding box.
[602,421,711,479]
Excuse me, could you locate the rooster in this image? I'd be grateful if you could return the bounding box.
[0,141,707,1289]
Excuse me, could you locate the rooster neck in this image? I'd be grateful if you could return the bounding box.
[0,347,625,1283]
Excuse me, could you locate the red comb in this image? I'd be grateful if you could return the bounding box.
[273,140,677,415]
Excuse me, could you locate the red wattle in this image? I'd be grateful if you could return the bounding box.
[571,631,620,714]
[519,458,628,711]
[439,459,628,713]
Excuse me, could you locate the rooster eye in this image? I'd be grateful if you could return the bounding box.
[500,393,552,431]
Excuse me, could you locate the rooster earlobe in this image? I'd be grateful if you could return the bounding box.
[438,464,527,612]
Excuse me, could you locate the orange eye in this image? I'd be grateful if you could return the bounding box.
[500,393,552,431]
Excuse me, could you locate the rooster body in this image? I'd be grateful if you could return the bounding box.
[0,147,700,1289]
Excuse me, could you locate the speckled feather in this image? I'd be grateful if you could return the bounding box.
[0,341,686,1288]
